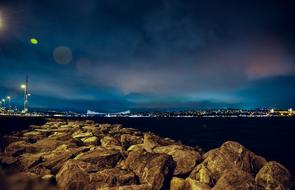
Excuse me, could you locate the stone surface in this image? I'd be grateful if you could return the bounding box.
[41,145,84,174]
[189,164,214,186]
[74,147,122,169]
[56,160,90,190]
[153,144,202,175]
[81,136,99,146]
[190,141,267,185]
[170,177,211,190]
[120,134,143,150]
[143,133,176,152]
[171,177,188,190]
[100,135,122,149]
[255,161,292,190]
[125,148,175,190]
[18,152,43,169]
[87,168,137,189]
[212,169,258,190]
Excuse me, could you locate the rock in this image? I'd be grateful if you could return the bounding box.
[189,164,214,186]
[0,153,18,166]
[72,130,93,139]
[99,184,152,190]
[170,177,211,190]
[18,152,43,169]
[87,168,137,189]
[22,131,45,139]
[127,144,145,152]
[6,171,39,182]
[41,145,85,174]
[212,169,258,190]
[101,135,122,149]
[120,134,143,150]
[2,135,28,147]
[41,174,55,184]
[31,138,69,153]
[153,144,202,175]
[255,161,292,190]
[29,124,42,129]
[74,147,122,169]
[170,177,188,190]
[81,136,99,146]
[143,133,176,152]
[4,141,30,156]
[29,165,52,176]
[98,123,113,134]
[108,124,123,135]
[191,141,267,184]
[82,125,99,134]
[4,172,57,190]
[48,132,73,141]
[186,178,211,190]
[125,148,174,190]
[219,141,267,175]
[120,128,142,135]
[56,160,90,190]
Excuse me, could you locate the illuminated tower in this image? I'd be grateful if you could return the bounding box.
[21,76,29,113]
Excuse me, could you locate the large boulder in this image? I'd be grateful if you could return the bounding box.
[56,160,91,190]
[100,136,122,149]
[212,169,259,190]
[153,144,202,175]
[125,148,174,190]
[190,141,267,184]
[30,138,70,153]
[255,161,292,190]
[120,134,143,150]
[97,123,114,134]
[143,133,177,152]
[4,141,31,156]
[86,168,137,189]
[80,136,99,146]
[72,130,93,139]
[41,145,85,174]
[74,147,122,169]
[189,164,214,186]
[18,152,43,169]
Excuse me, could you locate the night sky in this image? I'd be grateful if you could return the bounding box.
[0,0,294,112]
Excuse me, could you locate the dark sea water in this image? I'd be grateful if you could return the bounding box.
[0,116,295,175]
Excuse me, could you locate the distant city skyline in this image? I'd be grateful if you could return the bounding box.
[0,0,295,112]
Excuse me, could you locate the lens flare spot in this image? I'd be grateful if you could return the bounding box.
[53,46,72,64]
[30,38,38,45]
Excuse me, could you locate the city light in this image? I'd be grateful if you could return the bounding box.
[0,11,3,29]
[20,77,29,113]
[6,96,11,109]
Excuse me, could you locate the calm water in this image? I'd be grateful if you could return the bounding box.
[0,116,294,174]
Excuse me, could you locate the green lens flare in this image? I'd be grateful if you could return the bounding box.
[30,38,38,45]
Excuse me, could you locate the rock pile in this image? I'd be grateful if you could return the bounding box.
[0,119,293,190]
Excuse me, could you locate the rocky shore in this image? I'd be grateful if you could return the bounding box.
[0,119,293,190]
